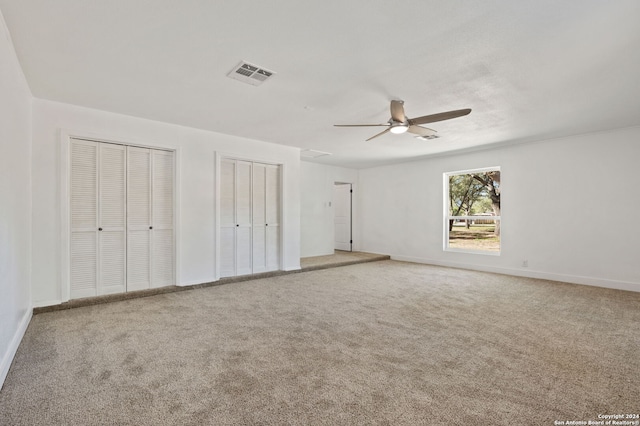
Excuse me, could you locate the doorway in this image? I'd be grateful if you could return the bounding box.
[333,183,352,252]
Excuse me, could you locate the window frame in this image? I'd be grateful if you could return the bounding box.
[443,166,501,255]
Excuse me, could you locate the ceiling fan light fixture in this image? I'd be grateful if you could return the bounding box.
[389,124,409,134]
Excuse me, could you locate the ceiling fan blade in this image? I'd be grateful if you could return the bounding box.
[366,128,391,141]
[334,124,389,127]
[408,108,471,125]
[390,100,406,123]
[407,125,437,137]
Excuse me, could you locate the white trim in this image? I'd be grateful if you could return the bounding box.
[444,166,501,178]
[32,299,63,308]
[215,149,283,167]
[172,147,181,289]
[214,152,222,280]
[448,215,501,221]
[389,254,640,293]
[444,247,501,256]
[59,130,71,302]
[283,266,302,272]
[0,307,32,390]
[278,162,286,272]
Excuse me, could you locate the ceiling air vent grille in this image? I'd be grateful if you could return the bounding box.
[227,61,275,86]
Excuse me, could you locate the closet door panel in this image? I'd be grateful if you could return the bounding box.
[265,165,281,272]
[127,147,152,291]
[236,226,252,276]
[220,227,236,278]
[220,159,237,278]
[153,150,174,229]
[98,143,126,294]
[127,147,151,227]
[236,161,252,225]
[265,165,280,226]
[151,150,175,287]
[266,225,280,271]
[252,226,266,273]
[220,160,236,226]
[252,163,267,273]
[235,161,252,275]
[127,230,150,291]
[70,232,97,298]
[70,140,98,298]
[152,229,174,287]
[71,141,98,229]
[99,231,126,294]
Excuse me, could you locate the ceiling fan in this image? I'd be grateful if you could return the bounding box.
[334,100,471,141]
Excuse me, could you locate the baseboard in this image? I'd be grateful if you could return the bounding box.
[0,307,32,390]
[390,255,640,293]
[177,279,216,287]
[283,266,302,272]
[32,299,63,308]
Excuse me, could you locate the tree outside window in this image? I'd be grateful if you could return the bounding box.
[445,168,500,253]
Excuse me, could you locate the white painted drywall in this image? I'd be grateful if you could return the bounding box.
[0,10,32,388]
[358,127,640,291]
[31,99,301,306]
[300,162,358,257]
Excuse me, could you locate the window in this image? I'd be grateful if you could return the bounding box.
[444,167,501,254]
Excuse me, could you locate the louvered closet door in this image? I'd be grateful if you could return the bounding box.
[252,164,267,273]
[151,150,175,287]
[71,140,174,299]
[127,147,152,291]
[265,164,281,271]
[220,159,236,277]
[98,143,127,295]
[70,140,99,299]
[235,161,253,276]
[220,158,280,278]
[70,140,126,297]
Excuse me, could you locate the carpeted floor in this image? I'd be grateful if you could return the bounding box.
[1,260,639,425]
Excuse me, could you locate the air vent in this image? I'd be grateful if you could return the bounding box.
[415,135,440,141]
[227,61,276,86]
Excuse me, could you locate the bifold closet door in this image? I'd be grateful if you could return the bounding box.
[220,159,253,278]
[126,147,151,291]
[220,159,280,278]
[70,139,126,298]
[265,164,281,271]
[151,149,175,287]
[127,147,174,291]
[252,163,280,273]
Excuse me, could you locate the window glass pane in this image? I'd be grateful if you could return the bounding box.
[448,219,500,252]
[446,169,500,253]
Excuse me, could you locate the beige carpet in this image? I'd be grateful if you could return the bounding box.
[1,260,638,425]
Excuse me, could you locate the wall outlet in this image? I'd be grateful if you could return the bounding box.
[522,260,528,267]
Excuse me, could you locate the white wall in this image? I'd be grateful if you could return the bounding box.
[31,99,301,306]
[300,162,358,257]
[0,10,32,388]
[359,127,640,292]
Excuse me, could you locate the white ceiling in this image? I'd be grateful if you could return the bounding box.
[2,0,639,168]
